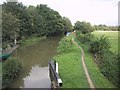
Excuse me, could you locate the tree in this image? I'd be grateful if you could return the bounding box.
[62,17,73,33]
[2,1,30,39]
[26,5,44,36]
[90,35,110,56]
[94,24,118,31]
[76,31,94,44]
[2,10,20,44]
[118,26,120,31]
[74,21,94,34]
[37,4,65,36]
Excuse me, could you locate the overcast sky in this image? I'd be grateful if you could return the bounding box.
[0,0,119,26]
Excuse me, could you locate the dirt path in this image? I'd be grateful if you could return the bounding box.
[72,38,96,89]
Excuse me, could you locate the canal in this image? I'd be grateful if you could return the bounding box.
[10,36,61,88]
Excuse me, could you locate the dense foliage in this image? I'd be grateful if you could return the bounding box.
[62,17,73,33]
[89,36,119,87]
[76,31,93,44]
[118,26,120,31]
[74,20,94,44]
[2,1,72,48]
[76,31,119,87]
[2,57,22,88]
[90,35,110,56]
[74,21,94,34]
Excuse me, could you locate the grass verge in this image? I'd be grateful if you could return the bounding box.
[53,34,89,88]
[19,36,46,47]
[75,38,116,88]
[53,33,116,88]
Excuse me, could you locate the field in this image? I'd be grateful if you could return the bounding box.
[92,31,118,53]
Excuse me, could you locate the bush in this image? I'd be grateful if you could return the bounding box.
[76,31,94,44]
[90,35,110,55]
[2,57,22,88]
[89,35,119,87]
[99,51,119,87]
[57,37,74,54]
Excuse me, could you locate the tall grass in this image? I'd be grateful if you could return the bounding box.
[19,36,46,46]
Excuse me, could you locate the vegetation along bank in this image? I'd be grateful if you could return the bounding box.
[1,1,119,89]
[53,33,116,88]
[53,22,119,88]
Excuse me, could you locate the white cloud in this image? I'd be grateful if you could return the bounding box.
[0,0,119,26]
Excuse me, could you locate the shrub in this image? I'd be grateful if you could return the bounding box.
[90,35,110,56]
[57,37,74,54]
[76,31,94,44]
[90,35,119,87]
[2,57,22,88]
[99,51,119,87]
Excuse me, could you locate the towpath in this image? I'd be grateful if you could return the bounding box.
[72,38,96,90]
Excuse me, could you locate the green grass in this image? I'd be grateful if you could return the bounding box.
[75,38,115,88]
[53,35,89,88]
[54,53,90,88]
[54,34,115,88]
[19,36,46,46]
[84,53,115,88]
[92,31,118,53]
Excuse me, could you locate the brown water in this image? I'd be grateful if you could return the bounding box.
[10,36,61,88]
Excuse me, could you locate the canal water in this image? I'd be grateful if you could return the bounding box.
[10,36,61,88]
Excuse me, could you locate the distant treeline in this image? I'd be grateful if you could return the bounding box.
[94,24,118,31]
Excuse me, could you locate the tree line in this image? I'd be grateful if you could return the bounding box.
[94,24,118,31]
[2,1,73,48]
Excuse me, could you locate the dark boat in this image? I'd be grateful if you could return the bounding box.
[0,53,11,60]
[0,48,11,60]
[0,45,19,61]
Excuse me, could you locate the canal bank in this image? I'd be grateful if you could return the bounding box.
[10,36,62,88]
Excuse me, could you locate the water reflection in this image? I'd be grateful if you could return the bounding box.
[10,36,61,88]
[23,65,50,88]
